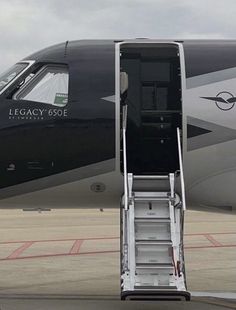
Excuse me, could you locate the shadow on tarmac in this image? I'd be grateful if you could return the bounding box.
[0,295,235,310]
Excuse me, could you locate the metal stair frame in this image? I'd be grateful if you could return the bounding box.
[120,103,189,300]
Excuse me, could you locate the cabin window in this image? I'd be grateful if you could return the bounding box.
[14,65,69,107]
[0,63,28,92]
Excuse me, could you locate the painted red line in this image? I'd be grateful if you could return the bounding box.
[0,236,119,245]
[7,241,34,259]
[0,250,119,261]
[185,244,236,249]
[70,240,83,254]
[204,234,222,246]
[0,232,236,245]
[1,243,236,262]
[185,232,236,236]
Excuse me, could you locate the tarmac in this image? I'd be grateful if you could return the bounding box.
[0,297,236,310]
[0,208,235,309]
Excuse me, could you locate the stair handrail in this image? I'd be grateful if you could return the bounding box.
[122,104,128,210]
[177,127,186,211]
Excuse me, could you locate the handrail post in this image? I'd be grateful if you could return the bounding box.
[122,105,128,210]
[177,128,186,211]
[122,104,129,272]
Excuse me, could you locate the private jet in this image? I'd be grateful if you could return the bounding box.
[1,39,236,301]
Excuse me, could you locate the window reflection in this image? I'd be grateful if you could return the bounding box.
[14,66,69,107]
[0,63,28,92]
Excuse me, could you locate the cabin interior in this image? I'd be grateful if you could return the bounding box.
[120,44,182,175]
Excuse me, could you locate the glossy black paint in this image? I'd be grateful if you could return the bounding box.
[0,40,115,189]
[183,40,236,78]
[1,39,236,191]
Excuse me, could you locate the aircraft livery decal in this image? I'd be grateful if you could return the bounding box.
[187,116,236,151]
[186,67,236,89]
[201,91,236,111]
[8,108,68,120]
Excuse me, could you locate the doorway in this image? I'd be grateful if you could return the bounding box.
[120,43,182,175]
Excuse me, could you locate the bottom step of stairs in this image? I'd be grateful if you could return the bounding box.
[121,290,191,301]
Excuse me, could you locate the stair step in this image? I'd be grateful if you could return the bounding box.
[136,263,173,269]
[134,204,170,219]
[134,191,169,196]
[134,197,170,202]
[136,239,171,242]
[136,241,172,246]
[136,239,171,243]
[135,218,170,223]
[133,175,169,180]
[134,191,169,198]
[134,286,177,290]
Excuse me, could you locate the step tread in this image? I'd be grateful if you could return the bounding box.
[136,263,173,269]
[135,218,171,222]
[133,175,169,180]
[134,197,170,202]
[134,191,170,197]
[136,240,172,246]
[134,286,177,290]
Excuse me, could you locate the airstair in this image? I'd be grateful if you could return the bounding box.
[120,105,190,301]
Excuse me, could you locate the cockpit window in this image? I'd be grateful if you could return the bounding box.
[14,65,69,107]
[0,63,28,92]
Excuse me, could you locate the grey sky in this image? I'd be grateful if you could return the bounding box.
[0,0,235,72]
